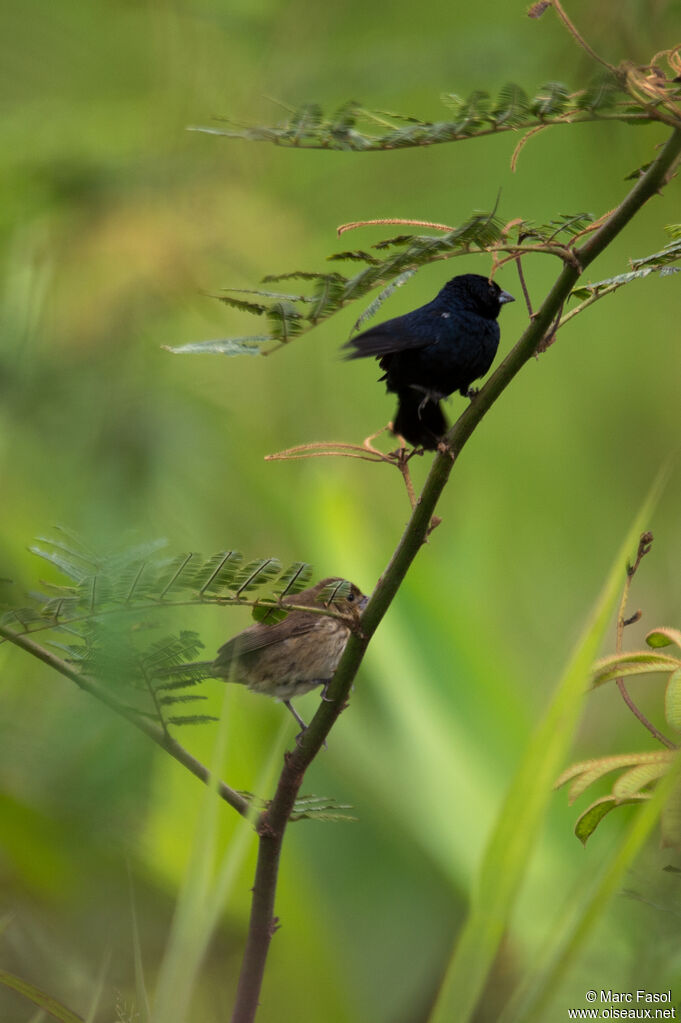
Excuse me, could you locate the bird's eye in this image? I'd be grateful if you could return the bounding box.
[347,591,355,601]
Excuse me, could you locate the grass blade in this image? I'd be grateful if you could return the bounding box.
[0,967,83,1023]
[428,474,665,1023]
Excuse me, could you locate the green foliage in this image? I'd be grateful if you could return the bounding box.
[569,224,681,305]
[189,76,640,153]
[165,208,613,358]
[0,531,321,631]
[350,269,417,333]
[0,533,333,731]
[631,223,681,269]
[165,209,505,355]
[166,213,681,360]
[570,265,680,303]
[252,562,313,623]
[573,794,651,846]
[290,794,357,823]
[317,578,353,603]
[232,791,357,822]
[524,212,595,240]
[556,625,681,844]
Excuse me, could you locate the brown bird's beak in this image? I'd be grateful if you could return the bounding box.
[499,290,515,305]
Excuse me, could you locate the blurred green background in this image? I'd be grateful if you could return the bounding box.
[2,0,681,1019]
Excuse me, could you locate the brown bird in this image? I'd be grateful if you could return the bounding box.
[212,577,367,734]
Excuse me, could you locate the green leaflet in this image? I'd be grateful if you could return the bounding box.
[575,794,650,845]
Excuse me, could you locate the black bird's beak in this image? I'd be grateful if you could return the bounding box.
[499,290,515,305]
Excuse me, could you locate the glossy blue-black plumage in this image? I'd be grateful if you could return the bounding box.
[344,273,514,448]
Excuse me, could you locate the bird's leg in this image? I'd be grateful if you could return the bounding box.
[283,699,308,738]
[319,679,334,702]
[284,695,330,748]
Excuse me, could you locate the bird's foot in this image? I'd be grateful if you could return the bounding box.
[294,727,307,746]
[284,698,323,747]
[387,423,424,460]
[320,680,334,702]
[293,724,328,751]
[388,444,424,460]
[462,386,479,400]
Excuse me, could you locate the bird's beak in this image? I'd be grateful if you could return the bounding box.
[499,290,515,305]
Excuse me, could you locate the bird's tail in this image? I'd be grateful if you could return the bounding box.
[393,390,448,450]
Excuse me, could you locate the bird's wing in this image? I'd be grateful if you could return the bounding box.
[214,614,320,670]
[343,308,444,360]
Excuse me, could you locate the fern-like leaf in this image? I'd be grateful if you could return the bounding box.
[290,794,357,822]
[188,76,643,154]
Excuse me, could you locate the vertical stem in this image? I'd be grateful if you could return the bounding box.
[230,836,282,1023]
[230,756,307,1023]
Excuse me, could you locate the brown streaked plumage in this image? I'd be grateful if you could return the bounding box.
[212,578,367,734]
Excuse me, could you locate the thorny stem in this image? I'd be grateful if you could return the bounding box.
[614,532,676,748]
[230,125,681,1023]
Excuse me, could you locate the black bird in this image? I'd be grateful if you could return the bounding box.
[344,273,514,449]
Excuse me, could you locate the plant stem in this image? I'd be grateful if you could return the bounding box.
[229,124,681,1023]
